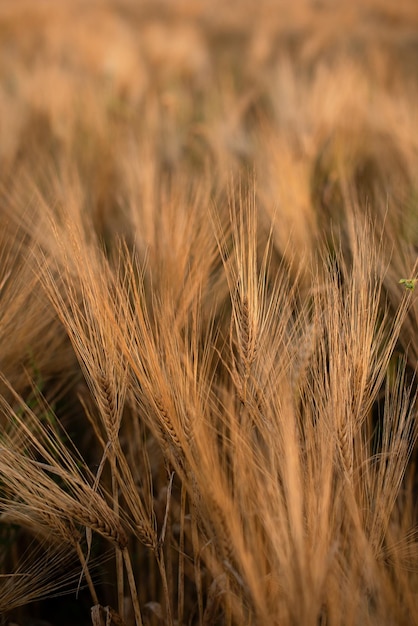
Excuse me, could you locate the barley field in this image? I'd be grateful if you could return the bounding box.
[0,1,417,625]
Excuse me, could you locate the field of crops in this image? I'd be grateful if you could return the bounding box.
[0,1,417,624]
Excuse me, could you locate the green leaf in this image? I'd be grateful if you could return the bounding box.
[399,278,417,290]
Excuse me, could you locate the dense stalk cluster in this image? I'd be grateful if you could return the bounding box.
[0,1,417,625]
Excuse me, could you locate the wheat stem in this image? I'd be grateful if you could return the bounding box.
[122,547,143,626]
